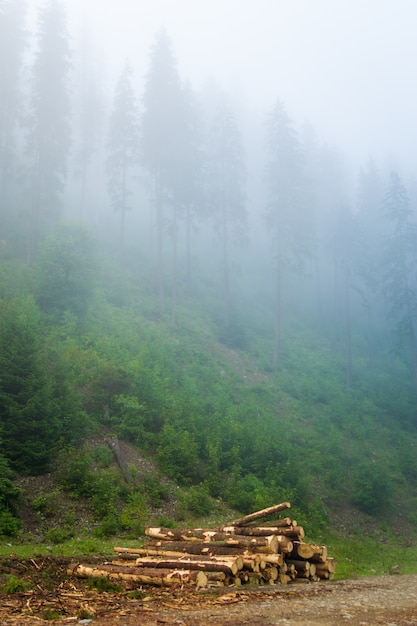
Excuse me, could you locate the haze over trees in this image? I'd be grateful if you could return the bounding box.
[1,0,417,537]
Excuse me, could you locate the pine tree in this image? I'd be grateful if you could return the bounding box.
[73,23,105,223]
[355,159,384,369]
[207,99,246,329]
[264,99,311,365]
[381,171,417,389]
[26,0,71,263]
[0,295,59,473]
[141,28,184,316]
[0,0,27,226]
[106,61,139,254]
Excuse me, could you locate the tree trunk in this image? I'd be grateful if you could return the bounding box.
[225,502,291,527]
[69,563,208,588]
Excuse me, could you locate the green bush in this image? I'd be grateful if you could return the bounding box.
[119,492,148,536]
[56,447,95,497]
[350,461,394,516]
[32,489,62,517]
[0,509,20,537]
[142,474,169,506]
[2,575,30,593]
[179,485,213,517]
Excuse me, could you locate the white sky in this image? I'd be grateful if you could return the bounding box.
[26,0,417,172]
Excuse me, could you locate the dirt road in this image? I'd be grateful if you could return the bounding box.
[1,568,417,625]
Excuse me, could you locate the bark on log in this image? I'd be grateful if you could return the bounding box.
[145,529,279,553]
[69,563,207,587]
[291,541,328,562]
[140,542,254,557]
[131,556,243,576]
[224,526,304,552]
[225,502,291,527]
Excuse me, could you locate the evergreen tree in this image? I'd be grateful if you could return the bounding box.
[34,223,97,322]
[26,0,71,263]
[0,295,59,473]
[106,61,139,254]
[73,23,105,223]
[207,99,246,328]
[141,28,184,316]
[0,0,27,227]
[173,81,205,294]
[264,99,311,365]
[327,203,358,388]
[355,159,384,369]
[381,171,417,389]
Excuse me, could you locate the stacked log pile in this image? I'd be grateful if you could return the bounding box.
[69,502,336,589]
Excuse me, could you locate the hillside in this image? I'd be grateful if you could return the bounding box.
[1,236,417,549]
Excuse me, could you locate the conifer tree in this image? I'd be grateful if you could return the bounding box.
[141,28,184,316]
[106,61,139,254]
[0,0,27,225]
[264,99,311,365]
[26,0,71,263]
[73,24,105,223]
[381,171,417,389]
[207,99,246,329]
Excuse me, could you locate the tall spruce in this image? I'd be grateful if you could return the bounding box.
[26,0,71,263]
[207,99,246,329]
[381,171,417,390]
[264,99,311,365]
[141,28,184,317]
[355,159,384,369]
[74,23,105,223]
[0,0,27,225]
[106,61,139,255]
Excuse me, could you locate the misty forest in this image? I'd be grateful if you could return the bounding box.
[1,0,417,558]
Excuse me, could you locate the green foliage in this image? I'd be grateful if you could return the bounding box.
[87,576,122,593]
[141,474,169,507]
[32,489,62,518]
[156,423,200,485]
[350,461,394,516]
[0,295,59,473]
[45,526,74,544]
[34,223,97,322]
[119,492,148,536]
[0,509,20,537]
[41,609,62,621]
[178,485,213,517]
[2,574,31,594]
[56,447,95,497]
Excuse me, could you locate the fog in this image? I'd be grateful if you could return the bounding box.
[25,0,417,171]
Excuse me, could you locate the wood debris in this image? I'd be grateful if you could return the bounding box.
[69,502,336,589]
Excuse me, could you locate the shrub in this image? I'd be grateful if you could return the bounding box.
[0,509,20,537]
[179,485,213,517]
[3,575,30,594]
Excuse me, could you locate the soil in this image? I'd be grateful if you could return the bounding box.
[1,557,417,625]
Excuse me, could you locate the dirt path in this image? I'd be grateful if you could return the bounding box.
[1,569,417,625]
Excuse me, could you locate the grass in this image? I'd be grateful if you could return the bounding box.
[0,536,144,558]
[327,533,417,579]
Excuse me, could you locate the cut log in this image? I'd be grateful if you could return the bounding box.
[142,542,254,558]
[131,556,243,576]
[261,517,294,527]
[225,502,291,527]
[286,559,310,574]
[260,565,279,582]
[291,541,328,562]
[219,526,301,541]
[146,531,279,553]
[257,553,284,567]
[69,563,206,587]
[145,527,264,542]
